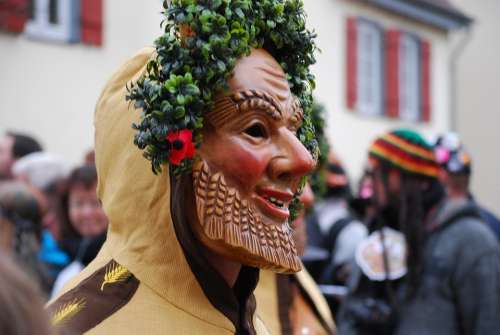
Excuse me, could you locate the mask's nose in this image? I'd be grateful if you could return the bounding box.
[268,130,315,188]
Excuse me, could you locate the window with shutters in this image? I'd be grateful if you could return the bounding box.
[24,0,79,42]
[346,17,432,123]
[399,33,420,121]
[346,17,384,117]
[357,19,383,116]
[384,30,431,122]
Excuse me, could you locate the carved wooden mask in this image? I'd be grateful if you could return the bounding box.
[191,49,315,273]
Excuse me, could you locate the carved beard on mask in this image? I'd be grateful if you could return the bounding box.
[192,159,301,273]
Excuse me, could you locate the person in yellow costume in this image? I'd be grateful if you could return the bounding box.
[47,1,320,334]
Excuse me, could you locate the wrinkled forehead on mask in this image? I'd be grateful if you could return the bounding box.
[206,48,304,129]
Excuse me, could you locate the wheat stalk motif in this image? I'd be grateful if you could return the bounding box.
[100,262,131,291]
[51,298,86,326]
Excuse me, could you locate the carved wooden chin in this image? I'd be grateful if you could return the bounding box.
[192,160,302,273]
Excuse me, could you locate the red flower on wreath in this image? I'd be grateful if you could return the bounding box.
[166,129,196,165]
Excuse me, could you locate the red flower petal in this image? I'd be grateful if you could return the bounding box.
[165,129,196,165]
[185,142,195,158]
[166,131,178,142]
[178,129,193,143]
[169,149,183,165]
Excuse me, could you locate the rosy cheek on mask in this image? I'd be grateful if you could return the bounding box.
[219,140,270,193]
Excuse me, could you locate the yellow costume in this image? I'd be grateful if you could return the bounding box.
[47,48,268,335]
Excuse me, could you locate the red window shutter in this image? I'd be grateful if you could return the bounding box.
[385,29,401,118]
[0,0,28,33]
[81,0,103,46]
[346,17,357,110]
[420,40,431,122]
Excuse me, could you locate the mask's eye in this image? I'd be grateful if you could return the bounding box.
[243,123,268,139]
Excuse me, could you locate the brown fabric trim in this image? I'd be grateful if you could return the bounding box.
[170,172,259,335]
[46,259,139,335]
[276,274,294,335]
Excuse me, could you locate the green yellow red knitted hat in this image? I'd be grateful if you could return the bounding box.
[368,129,439,178]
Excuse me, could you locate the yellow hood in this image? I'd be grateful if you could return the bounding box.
[92,47,233,331]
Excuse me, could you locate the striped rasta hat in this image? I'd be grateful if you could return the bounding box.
[369,129,439,178]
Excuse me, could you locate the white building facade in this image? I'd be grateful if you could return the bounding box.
[1,0,471,183]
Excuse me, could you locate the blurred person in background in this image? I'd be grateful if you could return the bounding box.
[12,151,70,240]
[51,164,108,297]
[12,151,71,281]
[349,169,376,224]
[0,181,52,294]
[338,129,500,335]
[0,252,52,335]
[307,154,367,290]
[435,132,500,241]
[0,131,42,180]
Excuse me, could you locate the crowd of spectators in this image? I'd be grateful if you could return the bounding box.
[0,131,108,303]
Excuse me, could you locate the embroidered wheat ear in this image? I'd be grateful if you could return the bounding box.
[101,262,131,291]
[51,298,86,326]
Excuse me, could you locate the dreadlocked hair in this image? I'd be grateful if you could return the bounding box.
[398,175,426,300]
[375,160,432,300]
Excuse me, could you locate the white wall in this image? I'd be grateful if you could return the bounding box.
[453,0,500,216]
[304,0,452,181]
[0,0,163,167]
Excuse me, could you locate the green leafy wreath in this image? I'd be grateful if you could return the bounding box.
[127,0,318,219]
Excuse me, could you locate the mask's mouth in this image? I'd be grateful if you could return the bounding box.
[254,188,293,222]
[192,159,302,272]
